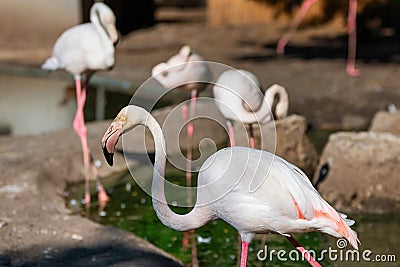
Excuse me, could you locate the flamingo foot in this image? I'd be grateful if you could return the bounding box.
[98,188,110,203]
[346,66,360,77]
[276,39,287,55]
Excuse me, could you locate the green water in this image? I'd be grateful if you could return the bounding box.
[67,172,399,267]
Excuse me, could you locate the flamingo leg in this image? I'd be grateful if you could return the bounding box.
[226,120,236,147]
[185,90,197,202]
[73,76,91,208]
[249,124,255,149]
[346,0,360,76]
[277,0,319,54]
[181,90,199,267]
[82,75,110,205]
[286,236,322,267]
[240,241,249,267]
[73,76,109,209]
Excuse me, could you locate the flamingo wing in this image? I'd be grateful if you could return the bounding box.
[200,147,359,248]
[151,46,211,90]
[52,24,113,75]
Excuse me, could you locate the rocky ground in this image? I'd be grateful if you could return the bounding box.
[1,5,400,267]
[0,120,187,267]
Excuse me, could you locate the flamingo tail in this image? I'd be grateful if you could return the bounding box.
[316,208,359,249]
[41,57,61,71]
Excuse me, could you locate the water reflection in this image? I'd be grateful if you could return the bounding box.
[0,74,75,135]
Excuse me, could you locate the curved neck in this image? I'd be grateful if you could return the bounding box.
[125,106,212,231]
[90,6,114,47]
[263,84,289,118]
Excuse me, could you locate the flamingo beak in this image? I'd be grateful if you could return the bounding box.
[101,121,123,166]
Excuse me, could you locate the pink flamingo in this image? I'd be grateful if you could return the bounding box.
[102,105,359,267]
[277,0,360,76]
[151,45,211,260]
[42,2,119,206]
[213,69,288,148]
[151,45,211,192]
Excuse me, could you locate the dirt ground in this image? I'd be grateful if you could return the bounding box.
[1,6,400,267]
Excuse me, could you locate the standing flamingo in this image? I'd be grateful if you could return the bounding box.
[102,105,359,267]
[151,45,212,261]
[277,0,360,76]
[151,45,211,192]
[42,2,119,206]
[213,69,288,148]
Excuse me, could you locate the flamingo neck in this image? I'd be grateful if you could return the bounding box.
[90,7,115,50]
[124,106,212,232]
[263,84,289,119]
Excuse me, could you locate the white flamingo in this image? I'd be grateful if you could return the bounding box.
[102,105,359,267]
[42,2,119,206]
[213,69,288,148]
[151,46,211,181]
[151,46,212,258]
[277,0,360,76]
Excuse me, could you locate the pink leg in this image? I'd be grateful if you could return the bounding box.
[286,236,322,267]
[181,103,190,249]
[73,77,109,208]
[181,90,198,208]
[249,124,255,149]
[90,154,110,204]
[240,241,249,267]
[226,120,236,147]
[346,0,360,76]
[83,75,109,205]
[73,77,91,207]
[277,0,319,54]
[181,91,199,267]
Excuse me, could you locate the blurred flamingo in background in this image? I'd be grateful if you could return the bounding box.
[151,45,212,263]
[102,105,359,267]
[151,46,212,189]
[277,0,360,76]
[213,69,288,148]
[42,2,119,207]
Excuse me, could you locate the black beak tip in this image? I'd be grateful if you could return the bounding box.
[102,146,114,166]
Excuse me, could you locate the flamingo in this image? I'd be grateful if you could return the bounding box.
[151,45,212,191]
[102,105,359,267]
[42,2,119,206]
[151,45,212,259]
[213,69,288,148]
[276,0,360,76]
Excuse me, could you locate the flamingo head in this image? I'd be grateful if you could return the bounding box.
[101,108,129,166]
[91,2,119,44]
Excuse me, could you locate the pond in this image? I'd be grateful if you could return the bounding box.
[0,73,172,136]
[67,171,399,267]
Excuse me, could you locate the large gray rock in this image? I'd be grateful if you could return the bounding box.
[369,111,400,135]
[314,132,400,213]
[233,114,318,177]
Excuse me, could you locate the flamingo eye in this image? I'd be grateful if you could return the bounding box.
[162,71,168,77]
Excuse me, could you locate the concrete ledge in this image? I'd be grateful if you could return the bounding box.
[0,119,182,266]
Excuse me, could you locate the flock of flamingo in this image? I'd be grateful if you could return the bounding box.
[42,2,360,267]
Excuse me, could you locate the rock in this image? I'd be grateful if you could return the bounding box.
[233,114,319,177]
[369,111,400,135]
[314,132,400,213]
